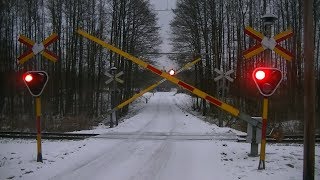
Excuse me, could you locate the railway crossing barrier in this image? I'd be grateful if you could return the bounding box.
[77,29,262,156]
[105,57,201,119]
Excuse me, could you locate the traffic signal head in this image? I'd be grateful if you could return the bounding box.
[23,71,49,97]
[169,69,175,76]
[252,67,283,97]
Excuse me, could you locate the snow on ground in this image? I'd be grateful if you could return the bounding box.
[0,92,319,180]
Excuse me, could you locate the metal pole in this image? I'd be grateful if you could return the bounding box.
[249,126,259,157]
[35,97,43,162]
[303,0,315,179]
[109,69,115,128]
[112,70,118,126]
[258,97,268,169]
[263,17,273,66]
[218,78,225,127]
[258,10,277,169]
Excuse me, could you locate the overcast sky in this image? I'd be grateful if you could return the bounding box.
[149,0,177,70]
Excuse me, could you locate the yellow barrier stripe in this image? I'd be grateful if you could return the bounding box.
[41,50,58,62]
[243,44,265,59]
[36,97,41,117]
[179,58,201,71]
[77,29,149,68]
[221,103,240,117]
[78,29,241,117]
[273,29,293,43]
[118,82,161,109]
[20,53,35,64]
[192,88,206,99]
[43,33,59,47]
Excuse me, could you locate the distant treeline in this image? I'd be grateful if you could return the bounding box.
[170,0,320,131]
[0,0,162,131]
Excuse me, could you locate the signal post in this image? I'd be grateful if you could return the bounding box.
[35,97,42,162]
[258,97,268,169]
[23,71,49,162]
[18,33,57,162]
[244,10,293,169]
[252,67,283,169]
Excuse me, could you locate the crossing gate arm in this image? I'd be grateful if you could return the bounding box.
[115,57,201,111]
[77,29,261,128]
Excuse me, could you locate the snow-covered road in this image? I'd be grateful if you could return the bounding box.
[47,92,238,180]
[1,92,319,180]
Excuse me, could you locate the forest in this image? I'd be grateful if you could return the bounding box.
[170,0,319,132]
[0,0,319,133]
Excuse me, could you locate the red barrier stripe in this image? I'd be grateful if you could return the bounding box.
[147,65,162,75]
[245,29,263,42]
[18,38,33,48]
[43,49,58,59]
[243,43,262,55]
[178,81,194,92]
[205,95,222,106]
[275,44,293,57]
[17,49,33,61]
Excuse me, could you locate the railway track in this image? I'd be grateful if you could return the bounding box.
[237,134,320,143]
[0,131,319,143]
[0,131,99,140]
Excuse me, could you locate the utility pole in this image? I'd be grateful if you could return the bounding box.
[303,0,315,179]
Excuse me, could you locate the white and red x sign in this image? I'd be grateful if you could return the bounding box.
[17,33,59,64]
[243,26,293,61]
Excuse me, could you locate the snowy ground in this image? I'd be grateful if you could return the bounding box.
[0,91,319,180]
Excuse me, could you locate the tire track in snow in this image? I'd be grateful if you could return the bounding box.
[129,94,180,180]
[51,93,178,180]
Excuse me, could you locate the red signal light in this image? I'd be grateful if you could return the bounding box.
[24,74,33,82]
[22,71,49,97]
[255,70,265,80]
[169,69,175,76]
[252,67,283,97]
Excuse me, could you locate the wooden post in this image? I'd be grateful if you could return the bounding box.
[303,0,315,179]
